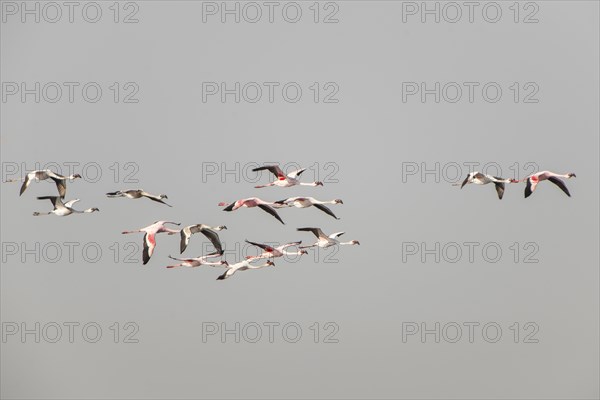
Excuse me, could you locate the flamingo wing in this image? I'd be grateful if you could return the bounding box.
[297,227,324,238]
[63,199,81,208]
[313,203,339,220]
[142,193,172,207]
[143,233,156,264]
[547,176,571,197]
[460,174,470,189]
[222,202,235,212]
[257,204,285,224]
[19,173,33,196]
[253,165,285,179]
[245,240,275,252]
[199,228,224,254]
[37,196,63,208]
[50,176,67,198]
[524,177,538,198]
[328,231,345,239]
[180,227,192,253]
[287,168,306,179]
[494,182,505,200]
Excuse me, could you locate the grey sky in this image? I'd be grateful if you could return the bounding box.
[1,1,599,399]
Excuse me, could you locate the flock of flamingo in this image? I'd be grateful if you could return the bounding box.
[457,170,576,199]
[6,165,361,280]
[6,167,576,279]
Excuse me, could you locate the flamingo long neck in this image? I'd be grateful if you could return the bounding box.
[122,229,141,234]
[82,208,96,213]
[552,172,572,178]
[299,182,319,186]
[339,240,357,246]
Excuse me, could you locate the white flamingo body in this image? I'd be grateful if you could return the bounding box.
[253,165,323,188]
[275,197,343,219]
[297,227,360,249]
[166,252,227,269]
[219,197,286,224]
[245,240,307,261]
[122,221,181,265]
[7,169,82,198]
[217,260,275,280]
[33,197,99,217]
[524,171,576,198]
[459,172,518,200]
[106,189,172,207]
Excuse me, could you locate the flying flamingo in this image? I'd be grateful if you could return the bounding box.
[457,172,519,200]
[33,197,99,217]
[179,224,227,254]
[165,252,228,269]
[106,190,172,207]
[218,198,286,224]
[6,169,82,198]
[245,240,307,261]
[252,165,323,188]
[122,221,181,265]
[523,171,576,198]
[297,227,360,249]
[274,197,343,219]
[216,260,275,280]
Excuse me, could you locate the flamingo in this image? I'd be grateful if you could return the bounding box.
[165,252,228,269]
[32,197,99,217]
[6,170,82,198]
[106,190,172,207]
[245,240,307,261]
[122,221,181,265]
[252,165,323,188]
[524,171,576,198]
[218,198,286,224]
[457,172,519,200]
[216,260,275,280]
[179,224,226,254]
[274,197,343,219]
[297,227,360,249]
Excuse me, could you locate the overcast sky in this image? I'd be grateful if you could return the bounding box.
[1,2,599,399]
